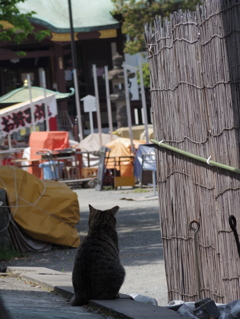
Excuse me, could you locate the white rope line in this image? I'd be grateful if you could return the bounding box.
[0,189,68,222]
[0,190,71,230]
[34,179,47,206]
[0,166,47,208]
[206,156,212,165]
[158,139,165,146]
[0,166,72,234]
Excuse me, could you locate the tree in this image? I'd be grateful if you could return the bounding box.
[0,0,49,45]
[137,62,150,87]
[111,0,203,55]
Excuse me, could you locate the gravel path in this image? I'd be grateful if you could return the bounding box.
[0,187,168,306]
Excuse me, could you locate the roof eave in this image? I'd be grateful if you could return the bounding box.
[29,17,120,33]
[0,87,75,104]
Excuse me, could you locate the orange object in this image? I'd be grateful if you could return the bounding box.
[105,137,145,157]
[28,131,70,177]
[105,138,145,177]
[29,131,70,160]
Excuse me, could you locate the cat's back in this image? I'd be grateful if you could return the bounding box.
[76,229,120,263]
[72,205,125,305]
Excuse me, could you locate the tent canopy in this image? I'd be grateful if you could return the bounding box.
[78,133,119,167]
[114,125,154,141]
[105,137,145,157]
[78,133,118,152]
[0,83,74,105]
[105,137,145,177]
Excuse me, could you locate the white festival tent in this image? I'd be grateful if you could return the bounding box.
[78,133,119,167]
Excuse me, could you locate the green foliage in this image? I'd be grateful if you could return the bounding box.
[111,0,203,54]
[0,248,20,261]
[137,62,150,88]
[0,0,50,44]
[15,50,27,56]
[131,187,151,193]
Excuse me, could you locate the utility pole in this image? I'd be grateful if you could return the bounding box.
[68,0,83,141]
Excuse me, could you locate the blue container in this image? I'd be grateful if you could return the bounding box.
[39,161,64,180]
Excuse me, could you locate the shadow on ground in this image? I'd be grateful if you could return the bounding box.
[0,200,163,272]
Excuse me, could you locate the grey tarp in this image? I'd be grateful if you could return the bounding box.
[134,144,156,179]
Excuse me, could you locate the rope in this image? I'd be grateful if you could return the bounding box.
[0,166,70,234]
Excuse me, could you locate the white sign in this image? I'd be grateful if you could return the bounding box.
[81,95,97,113]
[0,94,57,137]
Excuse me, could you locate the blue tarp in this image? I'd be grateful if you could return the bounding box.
[134,144,156,179]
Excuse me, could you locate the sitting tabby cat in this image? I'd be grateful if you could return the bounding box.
[71,204,125,306]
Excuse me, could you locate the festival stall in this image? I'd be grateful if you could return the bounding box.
[0,95,57,166]
[27,130,75,179]
[105,137,145,188]
[78,133,119,178]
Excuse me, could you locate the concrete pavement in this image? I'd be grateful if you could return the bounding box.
[0,269,108,319]
[1,266,187,319]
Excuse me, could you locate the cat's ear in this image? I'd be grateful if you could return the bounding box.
[111,206,119,215]
[89,204,97,213]
[88,205,98,225]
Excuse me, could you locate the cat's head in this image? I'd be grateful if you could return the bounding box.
[88,205,119,230]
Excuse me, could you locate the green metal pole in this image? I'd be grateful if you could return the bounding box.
[150,139,240,175]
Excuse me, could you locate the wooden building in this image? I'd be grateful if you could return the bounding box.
[0,0,124,134]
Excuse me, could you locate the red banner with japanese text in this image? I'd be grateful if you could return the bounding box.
[0,94,57,137]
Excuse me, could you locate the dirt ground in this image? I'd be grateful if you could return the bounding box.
[0,186,168,306]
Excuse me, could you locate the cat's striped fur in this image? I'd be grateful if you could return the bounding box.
[71,205,125,306]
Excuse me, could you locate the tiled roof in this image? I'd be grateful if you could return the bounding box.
[17,0,119,32]
[0,84,74,104]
